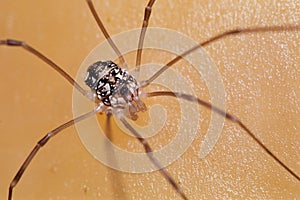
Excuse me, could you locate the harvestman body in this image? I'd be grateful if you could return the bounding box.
[1,0,300,199]
[84,60,146,120]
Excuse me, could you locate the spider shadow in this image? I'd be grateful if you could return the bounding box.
[104,114,128,200]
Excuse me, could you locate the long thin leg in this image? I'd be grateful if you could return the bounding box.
[146,91,300,182]
[86,0,127,68]
[141,24,300,87]
[0,39,90,99]
[120,117,188,200]
[8,109,97,200]
[135,0,156,71]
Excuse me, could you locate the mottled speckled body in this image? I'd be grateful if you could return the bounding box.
[85,61,146,119]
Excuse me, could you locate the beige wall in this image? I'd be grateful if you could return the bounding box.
[0,0,299,199]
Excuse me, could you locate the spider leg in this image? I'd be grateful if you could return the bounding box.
[86,0,127,68]
[135,0,156,71]
[0,39,90,99]
[120,117,189,200]
[8,109,97,200]
[146,91,300,182]
[141,24,300,87]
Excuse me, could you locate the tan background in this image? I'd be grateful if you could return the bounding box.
[0,0,299,199]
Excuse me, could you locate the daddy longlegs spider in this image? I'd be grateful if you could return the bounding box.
[1,0,299,199]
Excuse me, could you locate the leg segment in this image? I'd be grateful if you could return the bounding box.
[0,39,89,98]
[85,0,127,68]
[141,25,300,87]
[135,0,156,70]
[8,109,97,200]
[146,91,300,182]
[120,117,188,200]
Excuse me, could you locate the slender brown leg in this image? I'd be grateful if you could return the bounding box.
[141,24,300,87]
[85,0,127,68]
[8,109,97,200]
[120,117,189,200]
[146,91,300,182]
[0,39,89,98]
[135,0,156,70]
